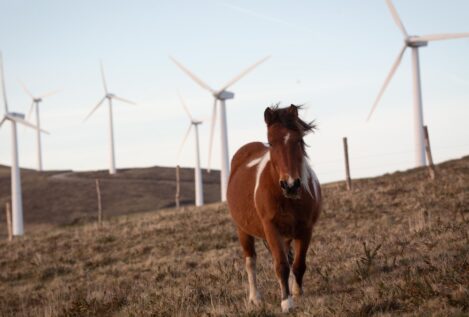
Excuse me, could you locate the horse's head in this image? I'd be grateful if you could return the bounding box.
[264,104,316,199]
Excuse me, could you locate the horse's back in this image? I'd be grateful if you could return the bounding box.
[227,142,268,238]
[230,142,268,176]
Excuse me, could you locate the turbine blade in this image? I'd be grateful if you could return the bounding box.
[100,60,108,94]
[39,88,62,99]
[113,95,136,105]
[19,80,34,99]
[0,52,8,113]
[26,100,35,120]
[207,98,218,172]
[385,0,408,37]
[170,56,216,93]
[410,33,469,43]
[84,96,106,122]
[177,123,193,159]
[367,45,407,121]
[6,114,50,134]
[219,55,271,92]
[177,91,193,120]
[0,116,6,127]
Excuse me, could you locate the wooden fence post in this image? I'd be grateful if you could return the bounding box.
[175,165,181,209]
[423,125,436,180]
[5,202,12,241]
[95,179,103,228]
[343,137,352,191]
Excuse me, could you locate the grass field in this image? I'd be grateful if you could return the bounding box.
[0,156,468,316]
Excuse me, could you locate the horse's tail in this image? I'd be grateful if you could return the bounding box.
[262,239,294,266]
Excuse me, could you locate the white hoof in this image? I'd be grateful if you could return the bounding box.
[249,291,262,306]
[281,296,294,313]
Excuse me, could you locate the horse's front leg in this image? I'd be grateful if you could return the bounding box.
[263,221,293,313]
[291,233,312,297]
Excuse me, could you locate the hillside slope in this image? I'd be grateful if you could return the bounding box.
[0,156,468,316]
[0,165,220,228]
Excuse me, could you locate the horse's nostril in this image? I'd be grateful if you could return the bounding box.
[280,180,288,190]
[293,178,301,189]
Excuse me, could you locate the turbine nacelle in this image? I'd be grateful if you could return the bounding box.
[0,112,49,134]
[7,112,25,120]
[106,93,116,99]
[406,37,428,48]
[33,98,43,103]
[215,90,234,100]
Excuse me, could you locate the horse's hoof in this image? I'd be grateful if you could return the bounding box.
[281,296,294,313]
[249,292,263,306]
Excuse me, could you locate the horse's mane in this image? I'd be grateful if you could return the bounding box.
[266,104,316,136]
[265,104,317,157]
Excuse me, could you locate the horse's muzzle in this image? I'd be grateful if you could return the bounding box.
[279,178,301,199]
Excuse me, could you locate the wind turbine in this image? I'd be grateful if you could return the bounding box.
[170,55,270,201]
[367,0,469,167]
[177,92,204,207]
[0,52,49,236]
[20,82,60,171]
[84,61,135,175]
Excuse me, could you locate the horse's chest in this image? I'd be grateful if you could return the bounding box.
[272,207,310,238]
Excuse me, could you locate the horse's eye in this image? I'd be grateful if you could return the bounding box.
[268,142,272,147]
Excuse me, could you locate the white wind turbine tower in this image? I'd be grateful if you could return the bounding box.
[177,92,204,207]
[367,0,469,167]
[170,56,270,201]
[84,61,135,175]
[20,82,60,171]
[0,52,49,236]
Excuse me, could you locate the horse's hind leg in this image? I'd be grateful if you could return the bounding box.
[237,227,262,305]
[291,234,312,297]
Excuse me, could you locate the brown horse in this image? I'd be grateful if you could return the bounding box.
[227,104,321,313]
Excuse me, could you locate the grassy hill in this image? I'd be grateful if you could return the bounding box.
[0,156,468,316]
[0,165,220,228]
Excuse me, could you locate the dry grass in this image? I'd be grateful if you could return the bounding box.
[0,156,468,316]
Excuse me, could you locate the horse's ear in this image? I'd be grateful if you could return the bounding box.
[288,104,298,117]
[264,107,275,126]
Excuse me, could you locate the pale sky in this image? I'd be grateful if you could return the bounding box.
[0,0,468,183]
